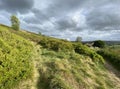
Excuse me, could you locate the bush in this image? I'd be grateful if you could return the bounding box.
[73,42,104,63]
[39,38,73,52]
[93,40,105,48]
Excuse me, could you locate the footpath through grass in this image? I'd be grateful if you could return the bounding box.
[98,45,120,71]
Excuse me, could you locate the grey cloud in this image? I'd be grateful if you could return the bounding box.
[24,8,49,24]
[110,33,120,40]
[86,2,120,31]
[51,0,86,10]
[32,8,49,22]
[0,0,34,13]
[0,11,11,25]
[44,0,87,17]
[54,16,86,32]
[0,0,120,41]
[24,0,87,26]
[24,16,41,24]
[55,17,77,30]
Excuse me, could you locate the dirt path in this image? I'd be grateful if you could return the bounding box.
[105,61,120,88]
[15,43,41,89]
[31,44,41,89]
[105,61,120,78]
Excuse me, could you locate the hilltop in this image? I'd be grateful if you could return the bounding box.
[0,24,120,89]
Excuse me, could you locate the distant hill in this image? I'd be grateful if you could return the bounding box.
[82,41,120,45]
[104,41,120,45]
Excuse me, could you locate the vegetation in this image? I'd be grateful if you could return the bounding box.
[38,38,74,52]
[93,40,105,48]
[76,36,82,42]
[73,42,104,63]
[35,45,118,89]
[0,24,120,89]
[98,45,120,70]
[38,32,42,35]
[11,15,20,30]
[9,28,104,63]
[0,25,33,89]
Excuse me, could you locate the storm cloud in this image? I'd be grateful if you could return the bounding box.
[0,0,120,41]
[86,4,120,31]
[0,0,34,13]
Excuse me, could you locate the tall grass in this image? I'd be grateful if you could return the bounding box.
[35,48,115,89]
[0,25,33,89]
[0,24,119,89]
[98,46,120,70]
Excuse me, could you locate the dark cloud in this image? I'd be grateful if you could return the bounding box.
[24,16,41,24]
[52,0,86,11]
[32,8,48,20]
[0,0,120,41]
[86,5,120,31]
[55,17,77,30]
[0,0,34,13]
[24,8,49,24]
[24,0,87,26]
[44,0,87,17]
[24,0,86,24]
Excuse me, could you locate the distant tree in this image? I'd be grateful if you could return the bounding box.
[11,15,20,30]
[93,40,105,48]
[76,36,82,42]
[38,32,42,35]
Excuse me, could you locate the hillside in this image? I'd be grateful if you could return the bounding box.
[0,24,120,89]
[0,24,33,89]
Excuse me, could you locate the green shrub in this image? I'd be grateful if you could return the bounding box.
[39,38,73,52]
[73,42,104,63]
[93,40,105,48]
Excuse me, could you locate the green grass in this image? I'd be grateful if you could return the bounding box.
[35,47,117,89]
[0,24,120,89]
[7,24,104,63]
[73,42,105,64]
[0,25,33,89]
[98,45,120,70]
[108,45,120,55]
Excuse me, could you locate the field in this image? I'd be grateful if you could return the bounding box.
[108,45,120,55]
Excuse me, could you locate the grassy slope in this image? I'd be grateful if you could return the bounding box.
[0,24,120,89]
[33,45,120,89]
[0,25,34,89]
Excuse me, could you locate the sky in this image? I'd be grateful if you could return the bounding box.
[0,0,120,41]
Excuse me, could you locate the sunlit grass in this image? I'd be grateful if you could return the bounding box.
[0,24,120,89]
[0,25,33,89]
